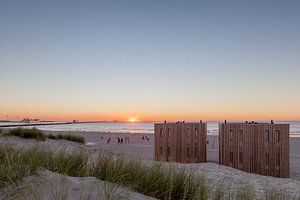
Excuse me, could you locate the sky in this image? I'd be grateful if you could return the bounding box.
[0,0,300,122]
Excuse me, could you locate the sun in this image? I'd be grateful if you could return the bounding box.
[128,117,138,123]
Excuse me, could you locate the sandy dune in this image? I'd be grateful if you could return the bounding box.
[0,170,156,200]
[0,131,300,199]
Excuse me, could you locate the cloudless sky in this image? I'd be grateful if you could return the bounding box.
[1,0,300,121]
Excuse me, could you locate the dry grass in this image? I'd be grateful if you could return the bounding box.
[48,133,85,144]
[5,128,85,144]
[0,144,298,200]
[6,127,46,141]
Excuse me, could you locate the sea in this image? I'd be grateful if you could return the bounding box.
[0,121,300,137]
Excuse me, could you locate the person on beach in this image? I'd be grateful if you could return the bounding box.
[125,136,129,144]
[121,138,123,144]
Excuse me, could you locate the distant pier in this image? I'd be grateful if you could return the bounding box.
[0,121,112,128]
[0,122,74,128]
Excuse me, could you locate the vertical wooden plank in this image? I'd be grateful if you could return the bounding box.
[218,122,289,178]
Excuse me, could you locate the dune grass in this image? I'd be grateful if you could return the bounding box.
[5,128,85,144]
[0,145,298,200]
[7,127,46,141]
[48,133,85,144]
[0,145,88,188]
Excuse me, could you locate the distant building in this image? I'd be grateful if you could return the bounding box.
[20,118,30,123]
[20,118,40,123]
[219,122,289,178]
[154,122,207,163]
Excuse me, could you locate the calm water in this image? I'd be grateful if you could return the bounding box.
[1,121,300,137]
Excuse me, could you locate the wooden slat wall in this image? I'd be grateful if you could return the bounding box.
[219,123,289,178]
[154,123,207,163]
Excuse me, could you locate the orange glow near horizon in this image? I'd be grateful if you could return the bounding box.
[1,102,300,122]
[1,110,300,122]
[128,117,138,123]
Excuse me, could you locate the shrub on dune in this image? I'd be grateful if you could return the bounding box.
[63,134,85,144]
[48,134,85,144]
[6,128,84,144]
[47,134,57,139]
[8,127,46,141]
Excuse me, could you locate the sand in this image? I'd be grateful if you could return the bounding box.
[0,130,300,198]
[41,130,300,181]
[0,170,155,200]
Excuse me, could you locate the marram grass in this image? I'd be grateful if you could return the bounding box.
[7,127,46,141]
[0,145,298,200]
[48,133,85,144]
[5,128,85,144]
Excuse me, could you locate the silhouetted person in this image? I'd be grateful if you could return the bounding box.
[164,120,167,123]
[271,119,274,124]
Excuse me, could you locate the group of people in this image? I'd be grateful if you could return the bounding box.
[142,135,150,141]
[116,136,130,144]
[117,137,124,144]
[101,136,130,144]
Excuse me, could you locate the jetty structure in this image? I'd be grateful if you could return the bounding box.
[219,121,289,178]
[154,121,207,163]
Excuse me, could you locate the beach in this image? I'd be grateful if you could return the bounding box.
[35,130,300,181]
[1,130,300,199]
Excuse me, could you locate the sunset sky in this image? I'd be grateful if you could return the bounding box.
[1,1,300,122]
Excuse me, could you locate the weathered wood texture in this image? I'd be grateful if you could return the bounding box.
[219,123,289,178]
[154,123,207,163]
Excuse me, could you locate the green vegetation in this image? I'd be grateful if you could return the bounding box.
[0,145,88,188]
[55,134,85,144]
[7,127,46,141]
[0,144,297,200]
[5,128,85,144]
[263,186,299,200]
[47,133,85,144]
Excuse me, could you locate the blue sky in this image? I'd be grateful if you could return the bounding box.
[0,0,300,121]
